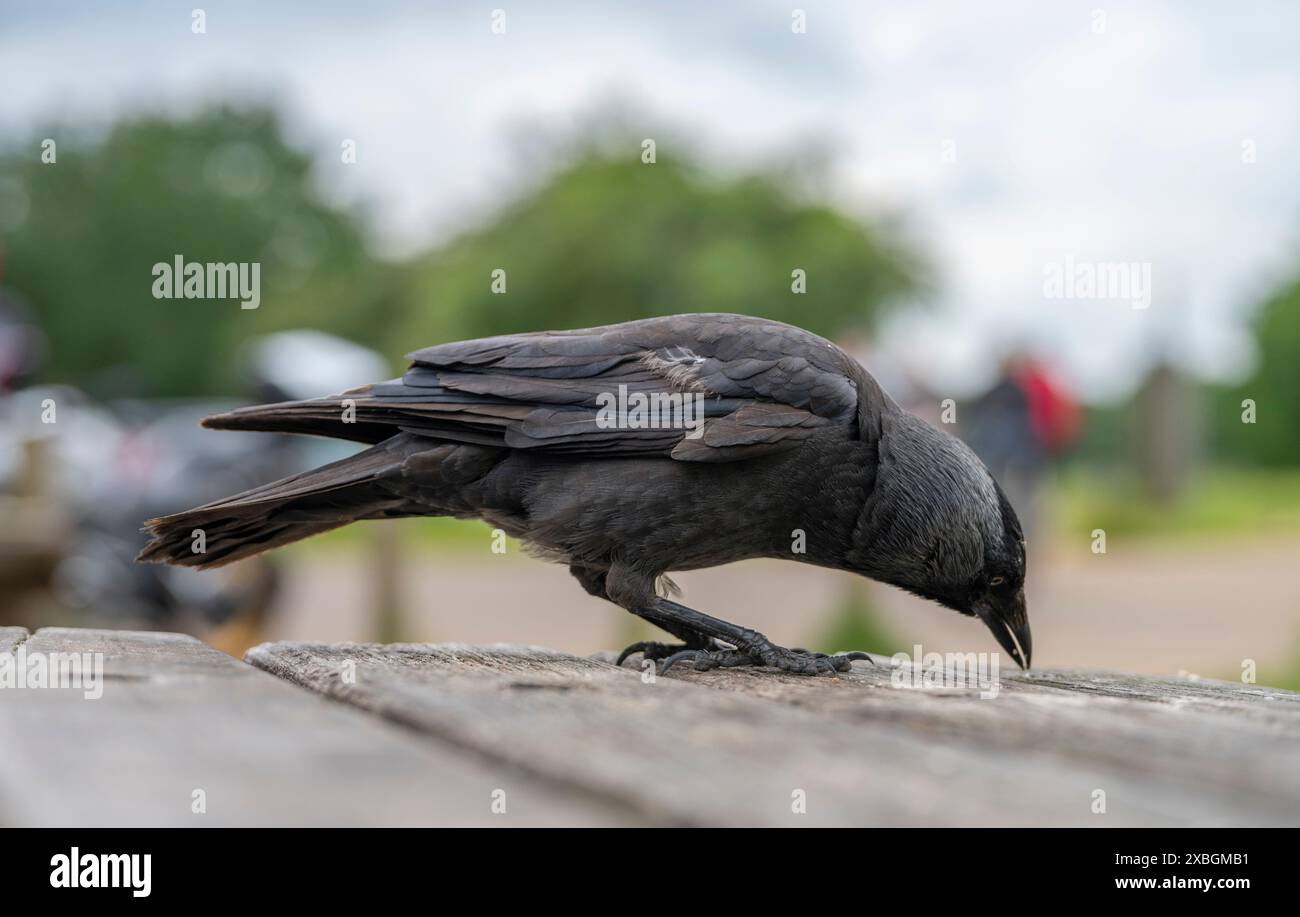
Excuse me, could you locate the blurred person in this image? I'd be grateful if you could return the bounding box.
[962,352,1080,540]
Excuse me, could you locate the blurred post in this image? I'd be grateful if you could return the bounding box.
[17,436,51,499]
[1135,362,1197,506]
[372,522,404,643]
[0,437,64,621]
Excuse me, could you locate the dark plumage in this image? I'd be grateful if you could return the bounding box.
[138,313,1031,673]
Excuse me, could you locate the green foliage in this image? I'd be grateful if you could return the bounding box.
[1050,467,1300,538]
[1272,632,1300,693]
[2,106,923,398]
[398,149,924,350]
[809,583,900,656]
[1208,274,1300,466]
[1,105,398,396]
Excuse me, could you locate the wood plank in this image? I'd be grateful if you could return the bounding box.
[247,642,1300,826]
[0,628,639,826]
[647,656,1300,822]
[0,628,28,652]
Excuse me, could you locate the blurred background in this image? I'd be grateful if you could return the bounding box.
[1,1,1298,687]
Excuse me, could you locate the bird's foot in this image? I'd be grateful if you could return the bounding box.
[659,640,873,676]
[616,638,725,667]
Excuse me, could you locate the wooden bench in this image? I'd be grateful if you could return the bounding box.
[2,626,1298,826]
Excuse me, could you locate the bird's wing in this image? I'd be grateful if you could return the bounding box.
[209,314,869,463]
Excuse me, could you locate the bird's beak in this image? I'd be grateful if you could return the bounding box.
[975,588,1032,670]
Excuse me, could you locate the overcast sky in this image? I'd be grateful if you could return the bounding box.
[3,0,1297,399]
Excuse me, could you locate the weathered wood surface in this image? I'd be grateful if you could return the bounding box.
[5,626,1298,826]
[0,628,637,826]
[248,642,1300,827]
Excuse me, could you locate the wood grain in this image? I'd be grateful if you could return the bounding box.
[0,628,638,826]
[247,641,1300,826]
[7,626,1295,826]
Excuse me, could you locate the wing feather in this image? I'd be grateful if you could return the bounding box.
[208,314,871,462]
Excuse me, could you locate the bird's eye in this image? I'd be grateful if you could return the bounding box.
[989,576,1005,587]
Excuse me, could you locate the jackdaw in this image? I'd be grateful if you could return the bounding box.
[138,313,1031,673]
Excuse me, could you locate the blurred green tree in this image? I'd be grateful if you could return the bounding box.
[1210,274,1300,466]
[0,105,399,396]
[397,148,925,350]
[2,107,925,398]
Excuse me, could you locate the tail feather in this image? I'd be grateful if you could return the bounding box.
[201,394,394,444]
[200,385,530,451]
[137,437,410,570]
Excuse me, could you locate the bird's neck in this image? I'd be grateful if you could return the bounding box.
[843,411,945,581]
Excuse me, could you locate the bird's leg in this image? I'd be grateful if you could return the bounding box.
[640,598,872,676]
[570,564,723,666]
[595,563,870,675]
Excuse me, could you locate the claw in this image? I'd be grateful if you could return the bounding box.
[616,641,660,667]
[617,638,726,668]
[658,650,700,674]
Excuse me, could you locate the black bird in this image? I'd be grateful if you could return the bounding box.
[139,313,1031,674]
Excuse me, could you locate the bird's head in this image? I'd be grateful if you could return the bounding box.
[848,412,1032,669]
